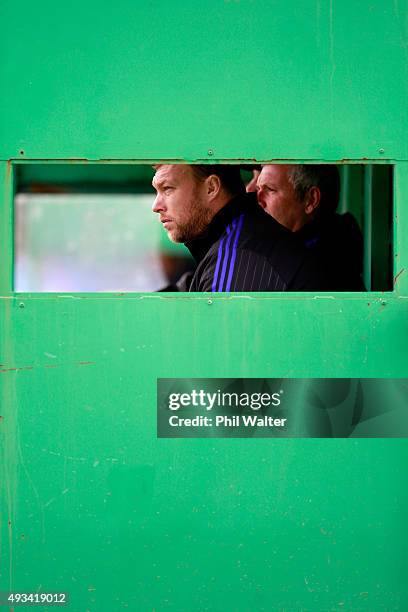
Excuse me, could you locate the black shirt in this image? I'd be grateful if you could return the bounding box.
[296,213,365,291]
[186,193,327,292]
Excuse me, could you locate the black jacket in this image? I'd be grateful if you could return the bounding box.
[186,193,327,292]
[296,212,365,291]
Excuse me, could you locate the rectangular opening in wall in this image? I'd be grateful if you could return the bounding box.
[14,163,393,293]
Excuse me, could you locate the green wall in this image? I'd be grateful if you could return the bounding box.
[1,1,408,610]
[1,1,407,162]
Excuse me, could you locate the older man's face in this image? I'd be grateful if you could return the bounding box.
[152,165,212,243]
[257,165,307,232]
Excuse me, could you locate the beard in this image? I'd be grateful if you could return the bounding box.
[168,194,213,243]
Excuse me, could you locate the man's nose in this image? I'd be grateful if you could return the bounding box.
[152,194,165,213]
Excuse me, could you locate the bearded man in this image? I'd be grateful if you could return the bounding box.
[152,164,326,292]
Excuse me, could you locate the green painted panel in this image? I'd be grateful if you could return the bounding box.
[1,1,408,609]
[1,295,408,609]
[2,295,408,378]
[1,0,407,161]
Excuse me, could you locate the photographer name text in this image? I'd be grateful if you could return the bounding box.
[168,415,287,428]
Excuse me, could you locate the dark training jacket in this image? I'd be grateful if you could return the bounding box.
[186,193,327,292]
[296,212,365,291]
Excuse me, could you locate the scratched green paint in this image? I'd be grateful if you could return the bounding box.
[1,1,408,610]
[0,0,407,161]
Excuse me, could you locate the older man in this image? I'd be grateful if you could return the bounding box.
[152,164,327,292]
[254,164,365,291]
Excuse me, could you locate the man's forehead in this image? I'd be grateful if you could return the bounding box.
[260,164,290,183]
[153,164,192,184]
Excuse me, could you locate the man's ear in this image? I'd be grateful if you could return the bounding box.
[304,186,321,216]
[206,174,222,200]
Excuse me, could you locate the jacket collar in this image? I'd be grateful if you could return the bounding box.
[186,192,257,263]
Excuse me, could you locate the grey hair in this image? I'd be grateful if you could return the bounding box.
[287,165,340,216]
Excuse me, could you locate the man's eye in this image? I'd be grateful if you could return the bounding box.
[164,187,174,193]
